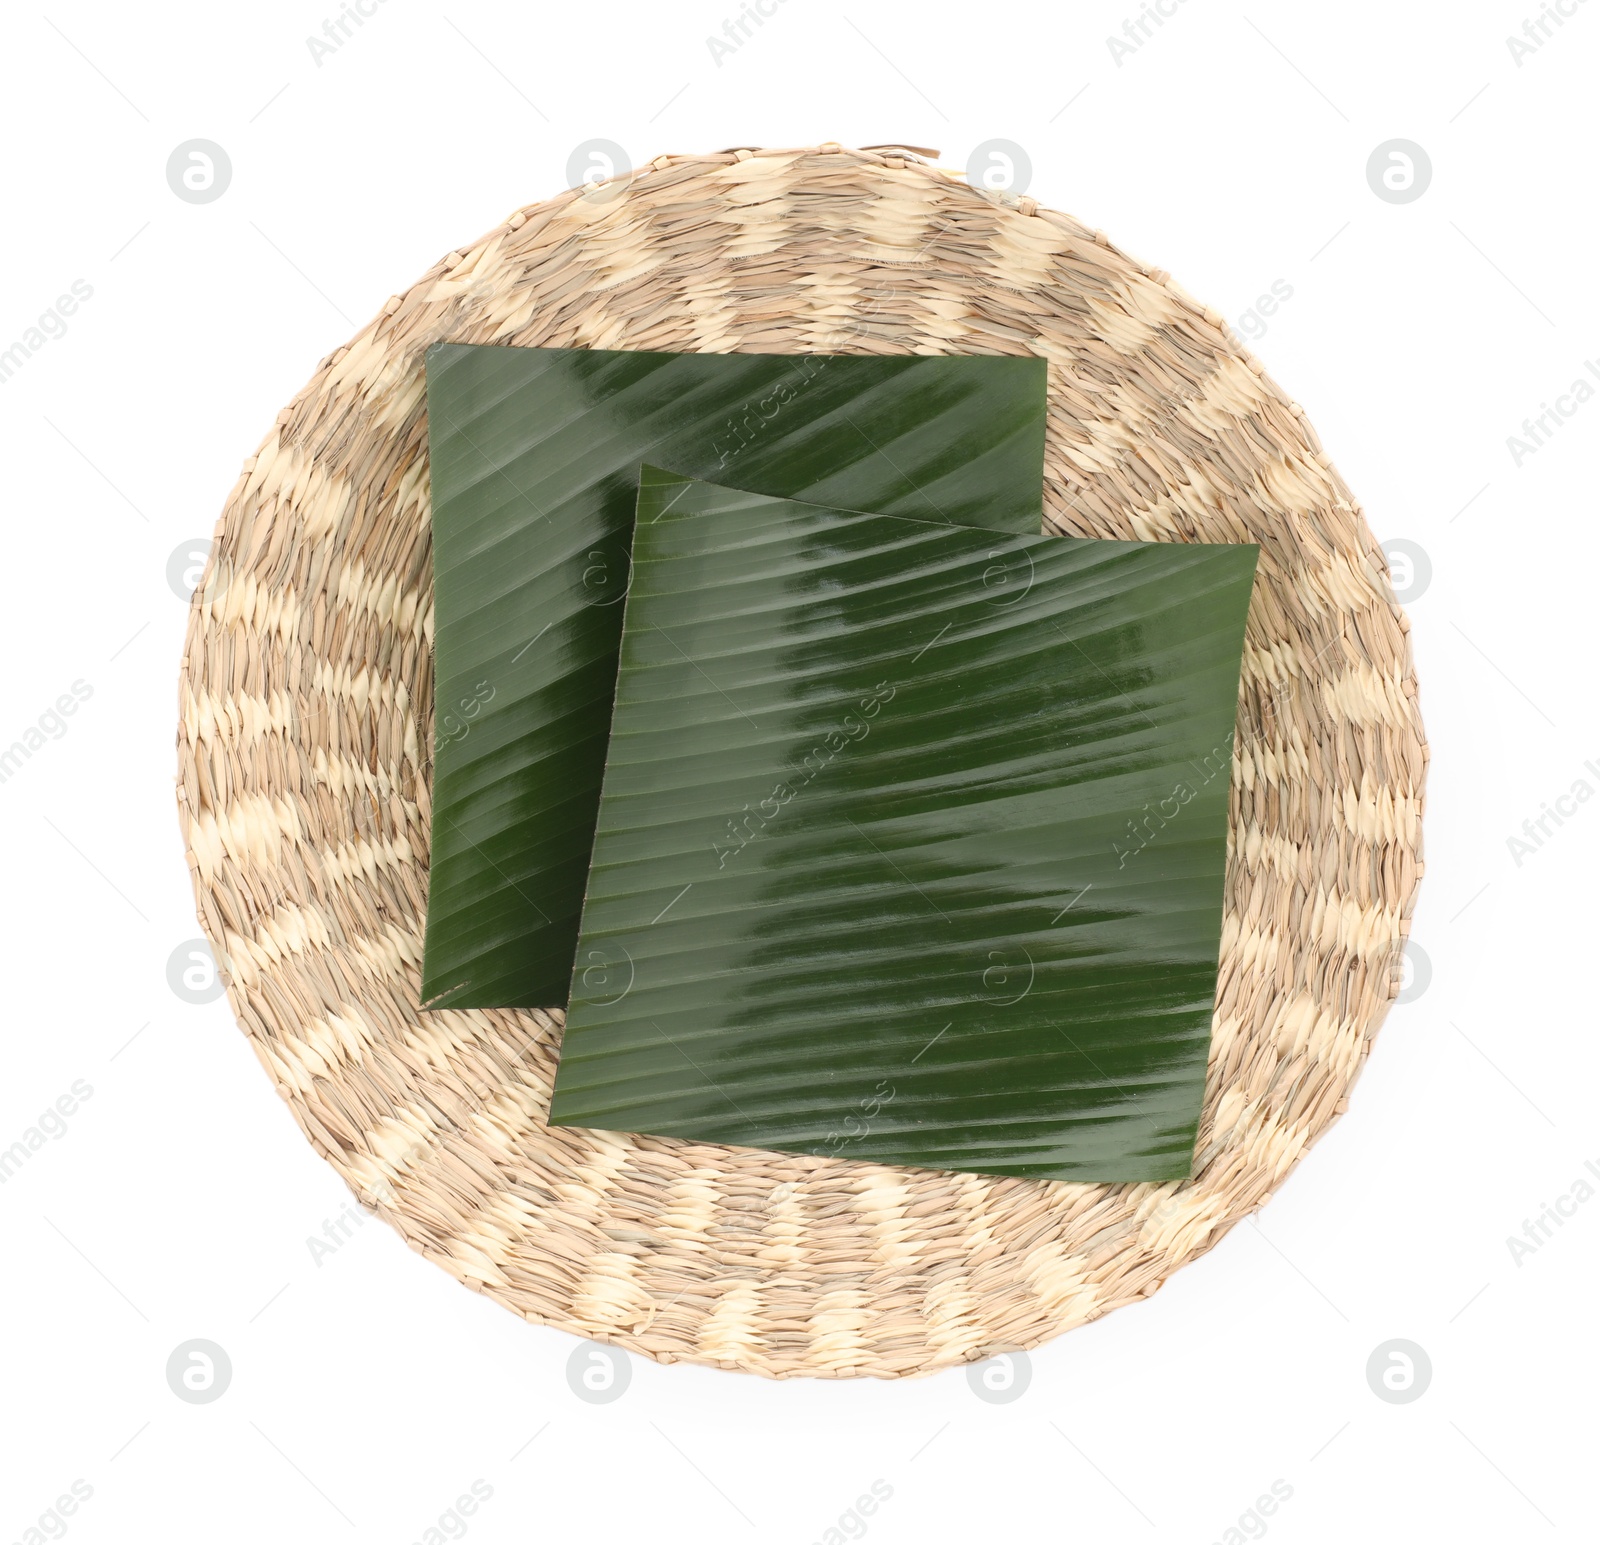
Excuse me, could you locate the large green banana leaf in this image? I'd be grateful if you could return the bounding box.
[548,469,1258,1183]
[423,344,1048,1008]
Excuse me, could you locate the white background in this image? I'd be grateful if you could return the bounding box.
[0,1,1594,1541]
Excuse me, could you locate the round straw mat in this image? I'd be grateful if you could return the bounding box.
[176,144,1426,1379]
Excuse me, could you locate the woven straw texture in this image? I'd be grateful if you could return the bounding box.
[176,144,1426,1379]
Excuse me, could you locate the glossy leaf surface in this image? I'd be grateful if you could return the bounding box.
[549,470,1258,1182]
[423,344,1048,1007]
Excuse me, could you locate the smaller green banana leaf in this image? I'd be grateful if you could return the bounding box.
[548,469,1258,1183]
[423,344,1048,1009]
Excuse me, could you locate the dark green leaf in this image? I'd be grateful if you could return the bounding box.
[548,469,1258,1182]
[422,344,1048,1007]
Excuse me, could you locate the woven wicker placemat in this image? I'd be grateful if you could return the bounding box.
[175,144,1426,1379]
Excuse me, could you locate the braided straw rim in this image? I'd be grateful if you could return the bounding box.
[175,144,1426,1378]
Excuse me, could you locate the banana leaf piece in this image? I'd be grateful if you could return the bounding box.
[548,469,1258,1183]
[422,344,1048,1008]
